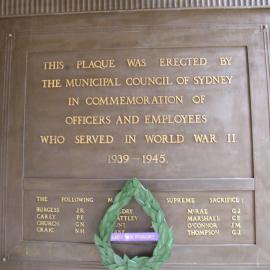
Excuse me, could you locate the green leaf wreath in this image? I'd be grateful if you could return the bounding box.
[95,178,174,270]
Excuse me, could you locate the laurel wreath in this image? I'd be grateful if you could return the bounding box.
[95,178,174,270]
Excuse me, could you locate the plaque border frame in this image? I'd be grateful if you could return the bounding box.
[0,12,270,269]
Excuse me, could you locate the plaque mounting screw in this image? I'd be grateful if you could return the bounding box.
[2,257,6,262]
[261,24,269,31]
[8,33,12,38]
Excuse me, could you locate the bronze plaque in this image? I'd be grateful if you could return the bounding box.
[23,190,255,245]
[0,7,270,270]
[24,47,252,179]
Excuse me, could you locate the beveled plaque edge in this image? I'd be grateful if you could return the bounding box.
[0,31,14,262]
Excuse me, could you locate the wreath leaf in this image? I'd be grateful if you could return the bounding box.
[95,178,174,270]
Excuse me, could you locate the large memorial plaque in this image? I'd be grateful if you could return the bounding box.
[0,4,270,270]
